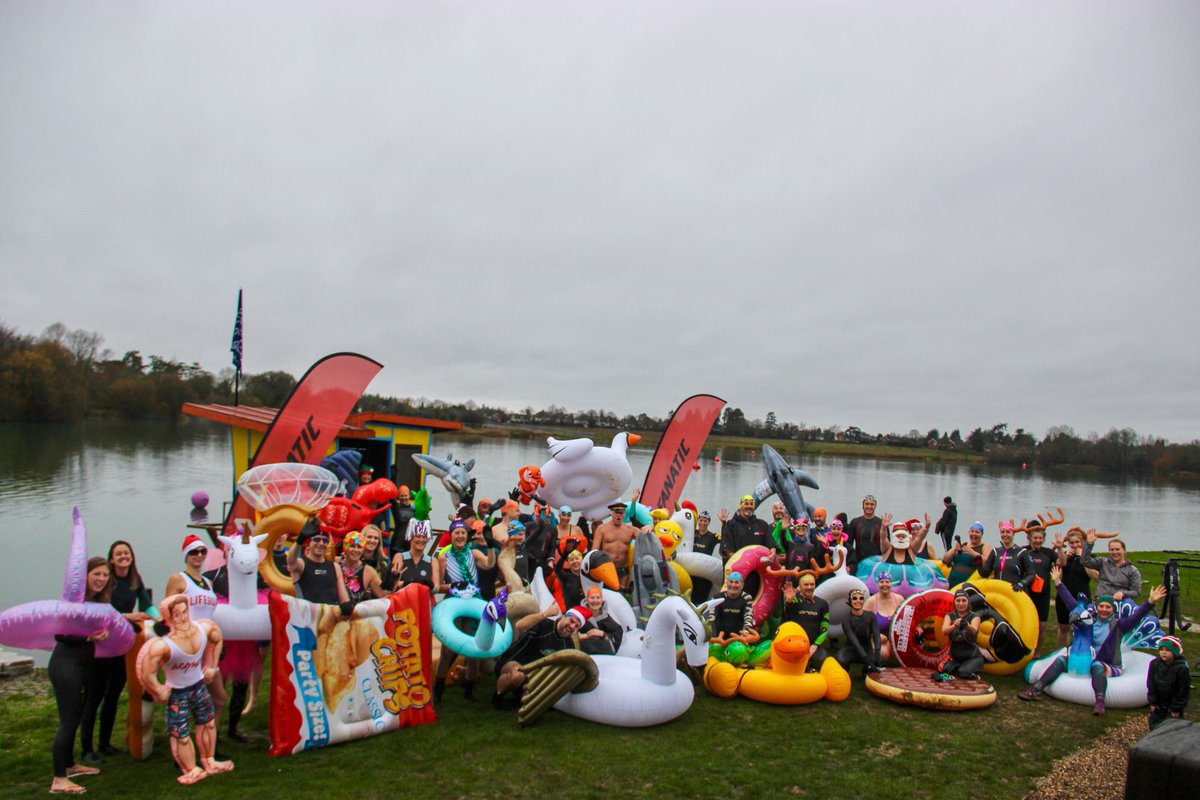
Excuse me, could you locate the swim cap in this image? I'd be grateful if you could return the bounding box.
[740,494,754,504]
[448,519,466,532]
[999,521,1015,532]
[586,586,603,602]
[727,571,744,582]
[969,522,984,532]
[877,572,892,583]
[559,505,572,515]
[699,510,711,520]
[814,507,827,517]
[342,532,362,547]
[508,520,526,534]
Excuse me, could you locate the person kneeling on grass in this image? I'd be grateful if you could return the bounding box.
[492,604,587,710]
[934,589,983,681]
[1147,635,1189,729]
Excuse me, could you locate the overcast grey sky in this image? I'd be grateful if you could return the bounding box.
[2,1,1198,442]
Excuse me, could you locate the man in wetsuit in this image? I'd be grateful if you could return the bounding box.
[287,518,349,605]
[706,572,756,640]
[846,495,884,574]
[781,573,830,671]
[719,495,772,560]
[387,485,416,556]
[492,605,587,709]
[690,511,721,603]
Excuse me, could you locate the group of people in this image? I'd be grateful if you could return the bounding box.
[46,484,1190,792]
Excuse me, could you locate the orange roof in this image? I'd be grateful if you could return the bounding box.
[182,403,461,435]
[346,411,462,432]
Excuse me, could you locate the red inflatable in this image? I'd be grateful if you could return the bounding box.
[890,589,954,670]
[317,479,397,542]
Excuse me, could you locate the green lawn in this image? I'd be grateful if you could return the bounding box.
[4,553,1195,799]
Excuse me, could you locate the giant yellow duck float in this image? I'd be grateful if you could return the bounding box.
[703,622,852,704]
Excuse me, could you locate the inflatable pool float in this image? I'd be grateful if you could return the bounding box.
[890,580,1038,675]
[865,667,996,711]
[550,595,710,727]
[704,621,851,705]
[0,508,135,658]
[725,545,841,628]
[431,590,512,659]
[123,625,156,759]
[856,555,948,598]
[813,544,869,639]
[538,433,640,521]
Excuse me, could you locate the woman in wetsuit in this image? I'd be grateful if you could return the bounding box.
[862,572,901,662]
[339,531,383,602]
[937,589,983,680]
[578,586,623,656]
[49,557,111,795]
[835,589,882,676]
[1053,528,1092,648]
[391,521,440,596]
[554,548,585,610]
[80,541,155,764]
[942,522,991,588]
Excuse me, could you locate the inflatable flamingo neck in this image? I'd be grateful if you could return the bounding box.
[61,507,88,603]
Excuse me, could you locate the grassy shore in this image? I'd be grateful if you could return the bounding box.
[5,574,1197,800]
[459,424,985,464]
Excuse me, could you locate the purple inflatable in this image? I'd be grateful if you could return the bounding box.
[0,507,134,658]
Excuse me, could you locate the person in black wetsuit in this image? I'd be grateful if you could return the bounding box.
[287,518,349,605]
[719,495,772,560]
[706,572,756,640]
[835,589,882,676]
[1022,528,1057,650]
[387,485,416,556]
[846,495,884,575]
[392,524,439,595]
[554,548,586,610]
[934,496,958,550]
[49,557,111,795]
[1053,528,1092,649]
[981,521,1033,592]
[781,573,830,671]
[492,605,586,709]
[522,505,559,580]
[689,511,721,603]
[936,589,983,680]
[80,540,155,764]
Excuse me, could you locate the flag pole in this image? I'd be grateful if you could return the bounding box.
[231,289,244,406]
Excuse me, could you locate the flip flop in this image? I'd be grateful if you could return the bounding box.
[49,785,87,794]
[64,767,98,778]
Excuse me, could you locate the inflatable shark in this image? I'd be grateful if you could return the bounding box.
[750,444,819,521]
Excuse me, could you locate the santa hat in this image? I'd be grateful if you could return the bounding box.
[181,534,206,555]
[905,518,922,531]
[565,605,592,626]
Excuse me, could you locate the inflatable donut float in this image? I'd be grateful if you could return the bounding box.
[431,591,513,660]
[889,580,1038,675]
[865,667,996,711]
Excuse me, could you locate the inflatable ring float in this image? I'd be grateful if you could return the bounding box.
[865,667,996,711]
[890,580,1038,675]
[1023,648,1153,708]
[431,591,513,660]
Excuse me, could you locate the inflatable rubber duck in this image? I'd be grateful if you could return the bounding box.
[703,622,852,705]
[539,433,641,521]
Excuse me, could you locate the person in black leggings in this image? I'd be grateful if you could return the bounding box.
[49,556,113,795]
[81,540,156,762]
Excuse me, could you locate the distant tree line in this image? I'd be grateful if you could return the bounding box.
[3,320,1198,478]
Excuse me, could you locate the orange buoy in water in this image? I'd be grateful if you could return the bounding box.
[714,456,720,463]
[693,462,701,471]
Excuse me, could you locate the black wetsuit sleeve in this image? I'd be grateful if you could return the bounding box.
[1056,582,1076,608]
[980,548,996,578]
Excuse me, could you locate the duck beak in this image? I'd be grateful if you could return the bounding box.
[590,561,620,590]
[627,433,642,445]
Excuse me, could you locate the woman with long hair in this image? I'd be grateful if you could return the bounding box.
[49,557,112,794]
[80,541,155,763]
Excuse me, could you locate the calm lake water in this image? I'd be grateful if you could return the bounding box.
[2,419,1198,628]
